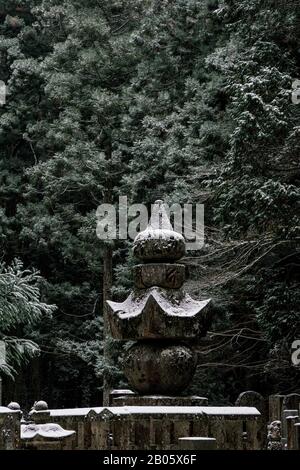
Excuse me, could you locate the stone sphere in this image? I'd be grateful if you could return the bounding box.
[33,400,48,411]
[7,402,21,411]
[123,343,196,394]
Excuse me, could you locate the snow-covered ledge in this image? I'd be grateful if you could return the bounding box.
[47,405,261,418]
[21,423,75,440]
[27,405,262,450]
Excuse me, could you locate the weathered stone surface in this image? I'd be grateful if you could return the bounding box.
[133,200,186,262]
[178,437,217,450]
[109,389,137,406]
[282,409,299,439]
[269,393,300,433]
[7,402,21,411]
[235,390,267,448]
[282,393,300,414]
[112,395,208,407]
[269,394,285,422]
[33,400,48,411]
[45,405,262,450]
[29,401,51,424]
[235,391,265,412]
[133,263,186,289]
[267,420,283,450]
[107,199,213,396]
[21,423,76,450]
[286,415,299,450]
[133,230,186,262]
[0,407,21,450]
[294,423,300,450]
[108,287,211,340]
[123,343,197,394]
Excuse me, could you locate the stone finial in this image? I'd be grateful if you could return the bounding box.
[33,401,48,411]
[133,200,186,262]
[7,402,21,411]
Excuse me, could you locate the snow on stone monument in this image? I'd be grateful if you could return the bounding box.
[107,200,212,396]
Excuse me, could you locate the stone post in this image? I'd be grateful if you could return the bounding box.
[0,405,21,450]
[29,401,51,424]
[294,423,300,450]
[286,415,299,450]
[269,395,285,422]
[235,391,266,449]
[282,409,298,440]
[178,437,217,450]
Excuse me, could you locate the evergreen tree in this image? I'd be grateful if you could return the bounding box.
[0,0,299,406]
[198,0,300,397]
[1,0,142,406]
[0,259,55,378]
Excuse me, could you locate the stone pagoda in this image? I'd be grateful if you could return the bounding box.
[107,200,212,402]
[1,200,263,450]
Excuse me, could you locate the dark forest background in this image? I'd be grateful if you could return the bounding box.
[0,0,299,410]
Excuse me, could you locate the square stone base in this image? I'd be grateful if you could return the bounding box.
[111,394,208,407]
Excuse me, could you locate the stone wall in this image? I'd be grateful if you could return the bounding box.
[6,392,300,450]
[268,394,300,450]
[0,406,21,450]
[29,405,262,450]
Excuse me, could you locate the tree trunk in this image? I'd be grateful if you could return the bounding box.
[102,137,113,406]
[103,245,113,406]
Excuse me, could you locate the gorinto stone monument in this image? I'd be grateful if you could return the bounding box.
[0,200,264,450]
[107,200,212,396]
